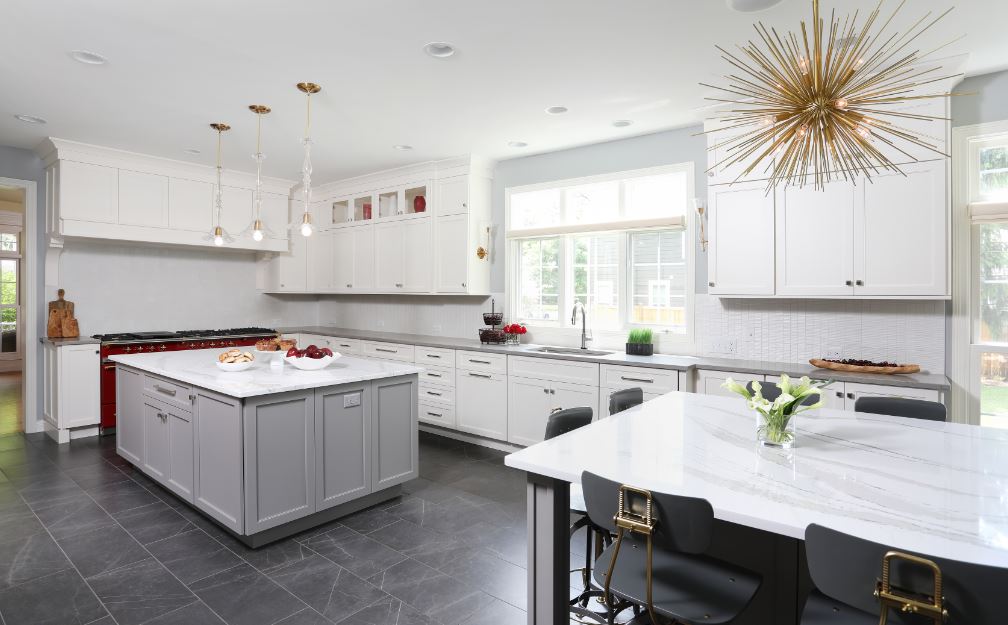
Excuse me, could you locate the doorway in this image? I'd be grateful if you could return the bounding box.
[0,181,34,435]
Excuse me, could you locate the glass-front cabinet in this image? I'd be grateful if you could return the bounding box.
[329,182,430,228]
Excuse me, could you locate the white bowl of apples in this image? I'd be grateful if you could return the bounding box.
[284,344,340,370]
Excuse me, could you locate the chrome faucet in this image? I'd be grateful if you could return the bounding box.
[571,301,589,350]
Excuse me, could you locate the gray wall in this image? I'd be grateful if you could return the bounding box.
[0,146,46,429]
[490,125,709,294]
[952,70,1008,128]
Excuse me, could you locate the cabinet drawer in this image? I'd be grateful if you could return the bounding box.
[328,337,362,356]
[419,382,454,406]
[508,356,599,386]
[456,350,507,373]
[415,346,455,368]
[419,365,454,387]
[600,365,679,394]
[362,341,415,362]
[419,402,456,428]
[696,369,764,398]
[143,374,192,412]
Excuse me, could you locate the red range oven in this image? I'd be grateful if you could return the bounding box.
[95,328,278,433]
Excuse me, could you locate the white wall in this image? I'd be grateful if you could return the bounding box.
[59,240,318,334]
[317,293,502,339]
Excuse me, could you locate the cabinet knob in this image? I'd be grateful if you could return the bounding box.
[847,392,855,400]
[346,284,352,288]
[462,202,467,208]
[550,389,556,395]
[845,280,853,286]
[461,282,466,288]
[855,280,864,286]
[708,282,715,287]
[835,391,843,398]
[543,388,548,394]
[395,283,403,288]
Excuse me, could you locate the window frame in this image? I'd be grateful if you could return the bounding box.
[505,163,696,348]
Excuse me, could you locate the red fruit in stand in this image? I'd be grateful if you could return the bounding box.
[321,347,333,357]
[308,351,324,359]
[286,347,299,358]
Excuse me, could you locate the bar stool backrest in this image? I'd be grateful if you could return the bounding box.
[805,524,1008,623]
[544,406,593,441]
[609,387,644,416]
[852,396,946,422]
[581,471,713,554]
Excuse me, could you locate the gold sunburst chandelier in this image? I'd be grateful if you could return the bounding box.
[704,0,961,190]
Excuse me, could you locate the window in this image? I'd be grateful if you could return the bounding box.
[0,224,19,360]
[507,164,694,338]
[980,145,1008,200]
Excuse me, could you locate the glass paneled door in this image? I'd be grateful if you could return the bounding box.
[0,231,20,361]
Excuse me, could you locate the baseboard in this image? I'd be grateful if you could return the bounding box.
[419,424,523,454]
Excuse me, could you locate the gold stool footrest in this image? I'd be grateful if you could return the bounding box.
[874,551,948,625]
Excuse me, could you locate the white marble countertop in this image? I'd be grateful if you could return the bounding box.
[505,391,1008,567]
[110,349,423,398]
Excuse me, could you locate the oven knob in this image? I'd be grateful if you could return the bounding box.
[208,341,217,347]
[159,344,167,351]
[124,346,133,353]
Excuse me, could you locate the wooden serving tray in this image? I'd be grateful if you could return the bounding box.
[809,358,920,375]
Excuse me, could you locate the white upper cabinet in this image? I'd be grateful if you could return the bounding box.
[375,221,405,291]
[332,228,355,292]
[708,181,775,295]
[169,178,213,232]
[855,161,948,296]
[402,218,432,292]
[436,213,468,293]
[776,180,857,296]
[40,138,292,251]
[437,175,469,216]
[59,160,118,224]
[118,170,168,228]
[353,226,375,291]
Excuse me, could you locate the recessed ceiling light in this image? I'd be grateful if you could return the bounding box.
[69,49,107,65]
[184,148,201,155]
[507,141,528,148]
[423,42,456,58]
[612,120,633,128]
[545,106,569,115]
[393,144,413,151]
[14,114,46,124]
[726,0,784,12]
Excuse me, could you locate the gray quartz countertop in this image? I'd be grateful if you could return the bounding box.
[40,336,100,346]
[281,326,950,391]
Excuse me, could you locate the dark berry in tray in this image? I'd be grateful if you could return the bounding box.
[823,358,899,367]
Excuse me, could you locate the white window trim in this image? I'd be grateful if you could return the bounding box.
[504,163,696,352]
[951,119,1008,426]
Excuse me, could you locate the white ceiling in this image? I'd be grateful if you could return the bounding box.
[1,0,1005,182]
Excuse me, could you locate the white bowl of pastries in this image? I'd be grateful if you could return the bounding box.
[215,349,256,372]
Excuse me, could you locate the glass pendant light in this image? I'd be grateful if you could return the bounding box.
[295,82,321,237]
[209,122,232,246]
[248,105,271,242]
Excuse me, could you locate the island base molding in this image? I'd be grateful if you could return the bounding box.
[524,472,812,625]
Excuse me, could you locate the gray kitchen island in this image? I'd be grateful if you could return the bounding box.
[110,349,420,547]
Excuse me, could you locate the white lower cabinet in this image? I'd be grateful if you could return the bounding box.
[507,373,599,446]
[598,364,679,418]
[840,382,941,411]
[456,369,507,440]
[43,342,101,440]
[697,370,765,398]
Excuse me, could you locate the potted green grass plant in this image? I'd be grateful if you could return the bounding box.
[626,328,654,356]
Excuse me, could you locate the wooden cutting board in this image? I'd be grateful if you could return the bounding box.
[809,358,920,375]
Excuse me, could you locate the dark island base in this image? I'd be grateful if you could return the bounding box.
[526,474,814,625]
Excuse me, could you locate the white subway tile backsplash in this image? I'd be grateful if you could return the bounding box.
[695,295,945,373]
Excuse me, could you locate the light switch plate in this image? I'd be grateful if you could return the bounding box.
[343,393,362,408]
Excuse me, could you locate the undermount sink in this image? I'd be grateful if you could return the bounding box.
[528,346,614,357]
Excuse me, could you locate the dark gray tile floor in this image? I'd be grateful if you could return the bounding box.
[0,430,591,625]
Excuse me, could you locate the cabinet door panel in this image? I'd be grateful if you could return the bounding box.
[456,370,508,440]
[308,232,333,292]
[143,400,169,481]
[507,376,551,446]
[708,183,775,295]
[403,218,432,292]
[353,226,375,290]
[372,377,418,490]
[855,162,947,296]
[436,175,469,216]
[118,170,169,228]
[275,228,307,291]
[167,408,194,503]
[60,161,118,223]
[436,214,468,293]
[243,391,316,534]
[843,382,941,411]
[169,178,214,232]
[551,383,599,423]
[221,186,253,237]
[332,229,355,292]
[776,180,855,296]
[194,390,244,534]
[316,385,371,509]
[375,222,404,290]
[261,192,288,239]
[116,367,144,465]
[697,370,765,397]
[60,345,100,428]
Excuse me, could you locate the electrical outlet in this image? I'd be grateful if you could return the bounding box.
[708,339,737,355]
[376,320,385,328]
[343,393,361,408]
[823,347,843,359]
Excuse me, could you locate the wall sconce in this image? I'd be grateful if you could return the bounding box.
[476,222,492,261]
[693,198,708,252]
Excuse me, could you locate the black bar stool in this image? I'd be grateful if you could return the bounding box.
[802,523,1008,624]
[582,471,761,624]
[609,387,644,416]
[853,396,946,422]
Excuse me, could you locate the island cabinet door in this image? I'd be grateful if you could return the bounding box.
[193,389,244,534]
[243,390,317,534]
[372,376,418,491]
[315,384,372,510]
[142,399,169,481]
[166,406,194,503]
[116,367,145,466]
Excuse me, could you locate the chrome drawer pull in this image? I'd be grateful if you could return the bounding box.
[620,376,654,384]
[426,354,441,359]
[426,391,442,397]
[469,359,491,365]
[375,348,397,353]
[427,373,442,378]
[469,372,492,379]
[154,385,177,396]
[426,411,443,417]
